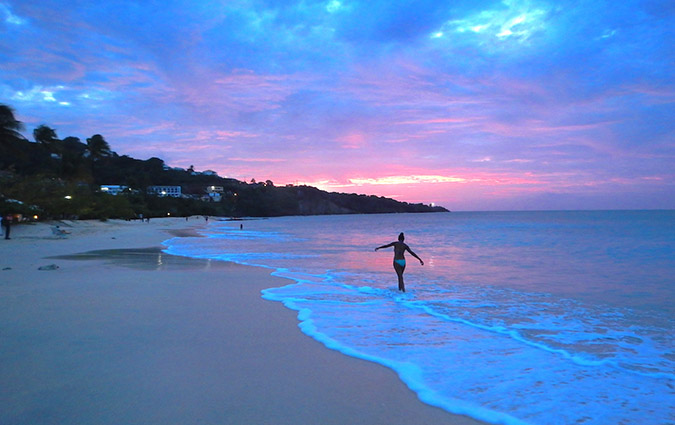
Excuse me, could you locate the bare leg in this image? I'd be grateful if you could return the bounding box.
[393,262,406,292]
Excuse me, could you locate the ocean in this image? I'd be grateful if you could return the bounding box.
[163,211,674,425]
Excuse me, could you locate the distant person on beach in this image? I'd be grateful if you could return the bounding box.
[375,232,423,292]
[2,214,11,240]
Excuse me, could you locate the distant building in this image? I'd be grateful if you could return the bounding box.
[162,165,186,172]
[147,185,182,198]
[205,185,223,202]
[100,185,128,195]
[189,169,219,176]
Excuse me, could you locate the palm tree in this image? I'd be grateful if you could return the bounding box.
[86,134,112,160]
[0,104,27,171]
[33,124,60,154]
[0,104,25,144]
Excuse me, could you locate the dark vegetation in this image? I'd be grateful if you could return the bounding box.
[0,104,448,220]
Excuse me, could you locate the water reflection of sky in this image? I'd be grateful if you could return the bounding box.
[50,247,218,271]
[201,212,675,312]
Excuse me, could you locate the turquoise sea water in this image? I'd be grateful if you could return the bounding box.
[163,211,674,425]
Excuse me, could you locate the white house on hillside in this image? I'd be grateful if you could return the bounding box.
[100,185,128,195]
[147,185,182,197]
[205,185,223,202]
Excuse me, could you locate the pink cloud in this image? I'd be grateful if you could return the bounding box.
[170,70,318,113]
[624,84,675,103]
[397,117,483,125]
[227,157,286,163]
[119,122,177,136]
[337,133,367,149]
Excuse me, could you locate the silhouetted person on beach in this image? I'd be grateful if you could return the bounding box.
[375,232,423,292]
[2,214,12,240]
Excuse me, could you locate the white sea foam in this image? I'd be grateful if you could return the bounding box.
[164,211,675,424]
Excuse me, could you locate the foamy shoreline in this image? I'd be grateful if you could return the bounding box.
[0,218,485,425]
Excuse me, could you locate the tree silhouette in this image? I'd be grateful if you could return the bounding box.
[0,104,28,171]
[0,104,25,144]
[86,134,112,160]
[61,136,88,179]
[33,124,60,154]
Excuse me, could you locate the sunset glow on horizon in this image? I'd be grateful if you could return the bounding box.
[1,0,673,210]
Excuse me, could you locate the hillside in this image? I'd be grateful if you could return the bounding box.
[0,111,448,219]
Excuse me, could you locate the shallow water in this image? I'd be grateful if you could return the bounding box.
[164,211,675,425]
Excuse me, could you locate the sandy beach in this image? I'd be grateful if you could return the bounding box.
[0,218,485,425]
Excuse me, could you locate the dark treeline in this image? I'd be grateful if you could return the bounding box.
[0,104,448,219]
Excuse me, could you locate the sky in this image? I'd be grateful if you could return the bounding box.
[1,0,673,211]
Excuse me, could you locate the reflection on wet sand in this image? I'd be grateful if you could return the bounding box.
[49,247,231,271]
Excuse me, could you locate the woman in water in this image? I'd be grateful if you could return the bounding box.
[375,232,423,292]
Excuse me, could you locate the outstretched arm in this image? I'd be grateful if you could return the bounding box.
[375,242,395,251]
[406,247,424,265]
